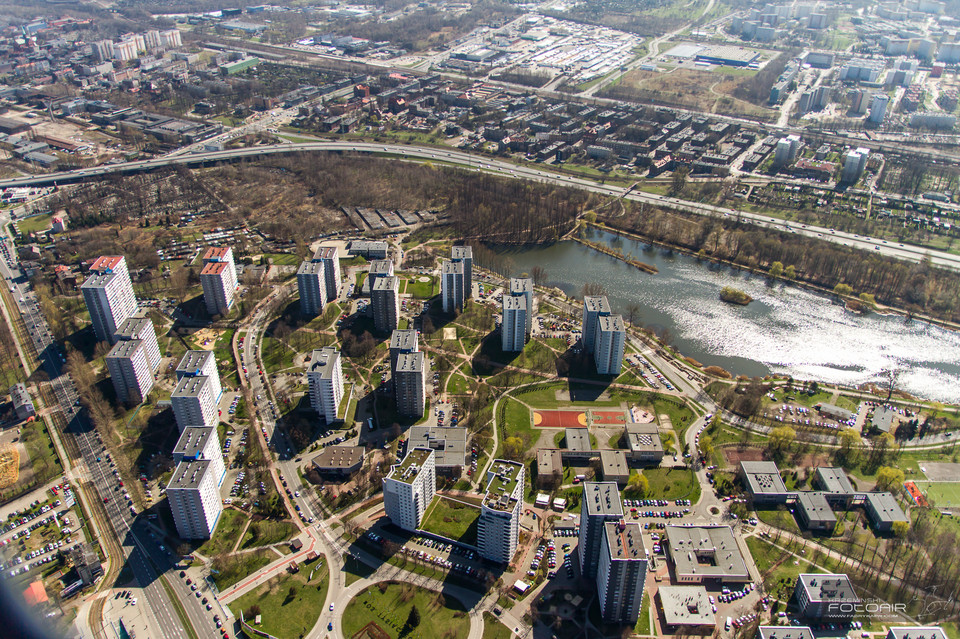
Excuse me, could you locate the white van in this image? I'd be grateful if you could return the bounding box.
[725,617,732,631]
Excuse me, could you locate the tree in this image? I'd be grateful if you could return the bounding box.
[833,283,853,297]
[769,261,784,278]
[891,520,910,537]
[531,265,548,286]
[625,303,642,327]
[875,466,905,491]
[698,433,714,458]
[581,281,606,298]
[869,433,896,468]
[783,265,796,279]
[836,428,862,466]
[406,605,421,629]
[628,471,649,497]
[767,426,796,461]
[670,167,690,196]
[503,437,524,460]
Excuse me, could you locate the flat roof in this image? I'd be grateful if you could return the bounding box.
[600,450,629,478]
[395,351,425,373]
[484,459,523,509]
[625,423,663,453]
[80,269,122,290]
[308,348,340,378]
[312,445,365,470]
[172,375,210,399]
[658,586,715,627]
[583,295,611,314]
[177,350,213,375]
[369,259,393,275]
[865,492,909,524]
[815,467,855,494]
[797,574,859,604]
[442,260,463,275]
[664,525,750,581]
[565,427,591,452]
[389,329,418,352]
[201,261,227,276]
[407,426,466,468]
[451,245,472,259]
[388,447,433,484]
[115,317,152,340]
[510,277,533,294]
[603,520,645,561]
[886,628,949,639]
[168,459,212,490]
[797,492,837,526]
[372,275,398,292]
[537,449,562,476]
[503,295,526,311]
[583,481,623,517]
[872,407,901,432]
[106,339,143,360]
[740,461,789,496]
[173,427,216,459]
[90,256,124,272]
[597,314,624,332]
[203,246,231,261]
[312,245,338,261]
[757,627,815,639]
[818,403,855,421]
[298,261,324,275]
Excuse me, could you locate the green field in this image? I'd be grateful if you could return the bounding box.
[913,481,960,507]
[342,582,470,639]
[420,496,481,546]
[210,548,276,590]
[197,508,248,556]
[240,519,300,550]
[483,612,512,639]
[232,557,329,639]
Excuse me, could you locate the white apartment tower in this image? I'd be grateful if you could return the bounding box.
[312,246,341,303]
[105,339,154,404]
[383,447,436,532]
[173,427,226,487]
[372,275,400,334]
[597,521,648,624]
[200,246,238,317]
[582,296,612,353]
[869,94,890,124]
[81,256,138,344]
[367,259,395,294]
[176,351,222,402]
[171,375,218,432]
[297,260,326,317]
[115,317,161,372]
[501,295,527,352]
[307,347,344,424]
[509,277,535,335]
[159,29,182,48]
[478,460,525,564]
[578,481,625,578]
[167,460,223,539]
[441,260,465,313]
[451,246,473,299]
[594,314,626,376]
[394,351,428,418]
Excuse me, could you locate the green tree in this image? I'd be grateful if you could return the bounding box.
[769,261,784,278]
[583,211,597,224]
[891,520,910,537]
[783,265,796,279]
[833,283,853,297]
[628,471,649,498]
[767,426,796,461]
[875,466,905,491]
[858,292,877,308]
[699,433,714,458]
[837,428,862,466]
[406,605,421,629]
[503,437,524,460]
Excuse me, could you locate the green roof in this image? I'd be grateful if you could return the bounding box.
[485,460,523,500]
[389,447,432,484]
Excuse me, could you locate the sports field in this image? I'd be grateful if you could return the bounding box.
[532,410,587,428]
[592,410,627,425]
[913,481,960,507]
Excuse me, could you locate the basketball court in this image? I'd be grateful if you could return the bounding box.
[591,410,627,425]
[533,410,588,429]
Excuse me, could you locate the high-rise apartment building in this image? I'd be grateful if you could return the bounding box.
[312,246,341,303]
[200,246,238,317]
[167,460,223,539]
[478,460,525,564]
[594,314,626,376]
[383,447,436,531]
[115,317,161,371]
[372,275,400,334]
[509,278,535,335]
[501,295,527,352]
[582,296,612,353]
[597,521,648,623]
[297,260,326,317]
[307,347,344,424]
[451,246,473,299]
[105,339,154,404]
[171,375,218,432]
[579,482,625,578]
[176,351,222,402]
[367,259,395,294]
[81,256,138,344]
[389,329,419,393]
[869,94,889,124]
[441,260,465,313]
[173,427,225,487]
[394,351,427,418]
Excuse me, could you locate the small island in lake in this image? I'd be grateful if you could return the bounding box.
[720,286,753,306]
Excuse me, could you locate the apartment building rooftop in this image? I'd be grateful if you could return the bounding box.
[168,459,211,490]
[115,316,151,339]
[451,245,472,259]
[369,259,394,275]
[173,427,215,459]
[388,447,433,484]
[308,348,340,378]
[298,261,324,275]
[597,314,624,332]
[372,275,398,291]
[484,460,523,510]
[583,481,623,516]
[442,260,463,275]
[503,295,526,311]
[604,520,645,560]
[584,295,611,314]
[203,246,231,261]
[80,269,123,289]
[313,246,338,261]
[201,261,228,276]
[177,350,213,375]
[395,351,425,373]
[389,329,418,351]
[90,256,124,272]
[172,375,210,398]
[510,277,533,294]
[106,338,143,359]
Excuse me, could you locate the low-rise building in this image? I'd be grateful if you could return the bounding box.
[864,492,909,532]
[657,585,715,632]
[536,449,563,488]
[663,525,751,583]
[796,492,837,532]
[624,423,664,464]
[885,628,949,639]
[740,461,790,504]
[311,446,365,477]
[600,450,630,486]
[757,627,815,639]
[812,467,856,507]
[9,383,35,420]
[407,426,467,474]
[794,573,859,622]
[562,427,593,462]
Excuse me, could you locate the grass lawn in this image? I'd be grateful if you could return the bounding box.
[483,612,512,639]
[262,334,297,373]
[912,481,960,507]
[197,508,248,556]
[232,557,329,639]
[420,496,481,546]
[240,519,300,550]
[264,253,300,266]
[635,592,651,635]
[639,467,701,502]
[210,548,277,590]
[405,275,437,299]
[342,582,471,639]
[446,372,471,395]
[746,536,823,597]
[756,507,801,534]
[15,212,52,234]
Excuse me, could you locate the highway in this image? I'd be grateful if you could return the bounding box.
[0,140,958,273]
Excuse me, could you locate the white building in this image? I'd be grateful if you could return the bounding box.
[597,520,648,623]
[297,260,326,317]
[478,460,525,564]
[842,148,870,184]
[307,347,344,424]
[144,30,162,50]
[176,351,222,402]
[910,111,957,130]
[167,460,223,539]
[115,317,161,371]
[774,135,801,165]
[92,40,113,62]
[171,375,218,432]
[451,246,473,299]
[200,246,238,316]
[383,447,436,531]
[312,246,341,303]
[372,275,400,334]
[394,351,428,418]
[105,339,154,404]
[869,94,890,124]
[594,315,625,375]
[582,296,612,352]
[159,29,182,49]
[441,260,465,313]
[579,481,625,577]
[367,259,395,294]
[173,427,225,487]
[509,277,535,335]
[501,295,527,352]
[112,39,138,61]
[81,256,138,344]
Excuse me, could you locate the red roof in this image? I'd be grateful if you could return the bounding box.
[203,246,230,261]
[201,262,227,276]
[23,581,47,607]
[90,256,123,272]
